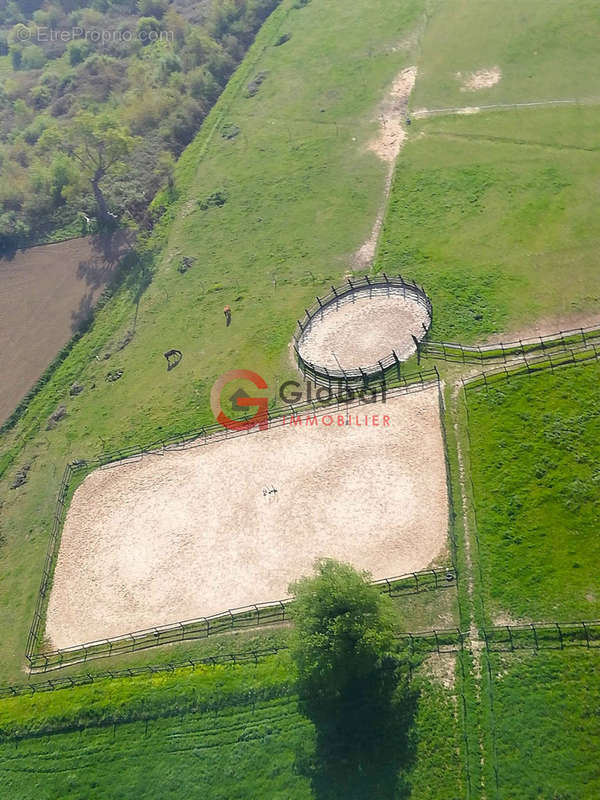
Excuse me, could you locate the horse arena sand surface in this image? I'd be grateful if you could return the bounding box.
[45,387,448,649]
[297,292,431,369]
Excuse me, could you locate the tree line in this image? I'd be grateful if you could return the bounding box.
[0,0,281,253]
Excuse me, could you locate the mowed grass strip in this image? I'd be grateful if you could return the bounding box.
[465,361,600,622]
[0,0,427,683]
[486,649,600,800]
[0,651,465,800]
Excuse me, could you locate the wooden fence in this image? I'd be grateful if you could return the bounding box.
[422,323,600,364]
[293,273,433,387]
[462,341,600,393]
[27,566,456,673]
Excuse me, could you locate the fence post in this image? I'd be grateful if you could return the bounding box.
[506,625,514,651]
[582,621,590,648]
[530,622,539,650]
[556,622,564,649]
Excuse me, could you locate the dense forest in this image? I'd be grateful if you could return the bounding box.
[0,0,280,253]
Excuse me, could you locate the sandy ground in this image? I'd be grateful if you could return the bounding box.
[353,67,416,270]
[45,388,449,649]
[0,232,133,424]
[298,292,430,369]
[458,66,501,91]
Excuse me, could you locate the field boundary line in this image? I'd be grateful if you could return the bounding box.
[7,619,600,697]
[461,340,600,392]
[412,97,600,119]
[422,321,600,365]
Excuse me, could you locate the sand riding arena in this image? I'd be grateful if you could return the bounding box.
[42,276,447,652]
[294,274,432,384]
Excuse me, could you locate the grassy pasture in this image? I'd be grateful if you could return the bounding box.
[376,105,600,341]
[0,652,465,800]
[413,0,600,110]
[485,649,600,799]
[465,361,600,624]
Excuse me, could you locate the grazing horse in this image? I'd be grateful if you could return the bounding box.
[164,349,182,370]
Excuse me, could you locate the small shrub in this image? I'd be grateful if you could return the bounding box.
[198,190,227,210]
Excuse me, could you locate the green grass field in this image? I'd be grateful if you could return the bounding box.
[0,0,427,683]
[465,362,600,624]
[376,105,600,341]
[485,650,600,799]
[1,0,600,795]
[0,652,465,800]
[413,0,600,109]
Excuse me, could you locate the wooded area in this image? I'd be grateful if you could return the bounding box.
[0,0,280,252]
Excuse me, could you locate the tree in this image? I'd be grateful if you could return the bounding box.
[41,113,138,225]
[136,0,168,19]
[288,559,396,700]
[289,560,416,797]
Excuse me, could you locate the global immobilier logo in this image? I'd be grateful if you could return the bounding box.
[210,369,269,432]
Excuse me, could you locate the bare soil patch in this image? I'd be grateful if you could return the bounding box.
[419,653,457,690]
[297,292,430,369]
[353,66,416,270]
[367,66,417,164]
[458,66,501,91]
[45,388,449,648]
[0,232,133,424]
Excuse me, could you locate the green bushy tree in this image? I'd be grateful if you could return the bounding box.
[289,559,396,699]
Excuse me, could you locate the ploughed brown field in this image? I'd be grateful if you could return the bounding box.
[0,232,133,424]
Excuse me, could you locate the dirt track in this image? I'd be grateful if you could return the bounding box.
[45,387,449,649]
[0,232,133,424]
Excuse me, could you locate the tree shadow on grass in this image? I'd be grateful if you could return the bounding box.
[296,666,419,800]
